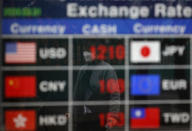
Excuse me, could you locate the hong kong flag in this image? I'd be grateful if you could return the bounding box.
[5,76,36,98]
[5,110,36,131]
[130,41,161,63]
[130,107,160,129]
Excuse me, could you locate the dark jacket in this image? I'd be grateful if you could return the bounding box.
[73,60,120,125]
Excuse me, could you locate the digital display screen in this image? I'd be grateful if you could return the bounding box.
[73,38,125,65]
[1,0,192,131]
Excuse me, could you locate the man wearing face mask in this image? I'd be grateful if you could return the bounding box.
[73,48,121,131]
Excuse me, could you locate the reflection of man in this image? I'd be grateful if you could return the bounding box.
[73,50,120,131]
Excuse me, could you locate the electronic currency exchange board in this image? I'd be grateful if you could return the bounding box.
[1,0,192,131]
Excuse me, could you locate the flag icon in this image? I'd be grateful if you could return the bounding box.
[5,110,36,131]
[130,74,160,96]
[5,42,36,64]
[130,107,160,129]
[130,41,161,63]
[5,76,36,98]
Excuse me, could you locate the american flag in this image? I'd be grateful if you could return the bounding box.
[5,42,36,64]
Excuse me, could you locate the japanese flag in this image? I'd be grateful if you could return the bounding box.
[130,41,161,63]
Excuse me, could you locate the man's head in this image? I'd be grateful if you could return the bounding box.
[83,51,92,62]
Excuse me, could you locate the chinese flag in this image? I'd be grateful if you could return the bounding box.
[131,107,160,129]
[5,76,36,98]
[5,110,36,131]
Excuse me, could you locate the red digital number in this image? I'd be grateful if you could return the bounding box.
[99,112,125,127]
[109,46,114,60]
[116,45,125,60]
[100,79,125,94]
[99,113,105,127]
[97,45,107,60]
[90,46,96,60]
[89,45,125,61]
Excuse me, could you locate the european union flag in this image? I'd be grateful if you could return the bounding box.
[131,75,160,96]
